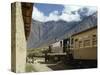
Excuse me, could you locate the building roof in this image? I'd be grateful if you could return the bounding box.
[21,2,33,40]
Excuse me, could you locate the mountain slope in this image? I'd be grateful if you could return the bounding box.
[27,12,97,49]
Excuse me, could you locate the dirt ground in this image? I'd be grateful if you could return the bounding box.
[26,57,73,72]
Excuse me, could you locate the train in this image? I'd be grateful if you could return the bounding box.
[46,26,97,67]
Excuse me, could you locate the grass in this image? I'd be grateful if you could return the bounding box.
[27,47,49,57]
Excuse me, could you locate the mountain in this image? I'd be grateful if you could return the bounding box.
[27,12,97,49]
[27,20,43,48]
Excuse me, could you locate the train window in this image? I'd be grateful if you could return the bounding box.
[60,41,62,47]
[75,39,78,41]
[92,34,97,46]
[79,41,83,48]
[71,38,74,48]
[84,39,90,47]
[71,38,74,44]
[67,41,70,44]
[75,39,79,48]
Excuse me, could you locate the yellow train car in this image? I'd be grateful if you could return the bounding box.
[48,26,97,61]
[46,26,97,67]
[62,26,97,67]
[64,26,97,61]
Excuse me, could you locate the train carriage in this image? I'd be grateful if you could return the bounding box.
[45,25,97,68]
[62,26,97,67]
[69,26,97,60]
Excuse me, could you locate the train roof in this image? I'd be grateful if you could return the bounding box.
[72,26,97,36]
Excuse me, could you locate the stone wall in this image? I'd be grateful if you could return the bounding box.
[11,2,26,73]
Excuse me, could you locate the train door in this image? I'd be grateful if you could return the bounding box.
[63,39,67,52]
[63,38,71,52]
[63,38,74,61]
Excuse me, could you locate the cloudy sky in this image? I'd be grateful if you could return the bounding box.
[32,3,97,22]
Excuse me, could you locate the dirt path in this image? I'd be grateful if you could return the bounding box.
[32,58,52,72]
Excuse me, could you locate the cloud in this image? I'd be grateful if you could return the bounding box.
[32,7,60,22]
[63,5,82,14]
[83,6,97,16]
[77,6,97,19]
[45,11,60,21]
[32,5,97,22]
[58,5,82,22]
[60,11,81,22]
[32,7,45,22]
